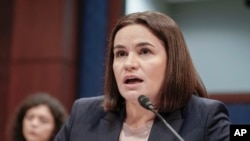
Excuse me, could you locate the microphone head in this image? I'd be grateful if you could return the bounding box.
[138,95,153,110]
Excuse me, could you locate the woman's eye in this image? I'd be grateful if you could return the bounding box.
[39,117,49,124]
[140,48,151,55]
[115,51,126,57]
[25,115,34,120]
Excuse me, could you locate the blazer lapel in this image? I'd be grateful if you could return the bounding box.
[148,110,183,141]
[97,109,125,141]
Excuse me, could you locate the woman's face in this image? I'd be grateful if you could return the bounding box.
[23,104,55,141]
[113,24,167,104]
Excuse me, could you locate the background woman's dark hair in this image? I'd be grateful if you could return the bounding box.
[103,11,207,113]
[12,92,67,141]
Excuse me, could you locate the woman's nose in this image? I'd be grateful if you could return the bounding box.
[30,118,40,127]
[124,54,139,71]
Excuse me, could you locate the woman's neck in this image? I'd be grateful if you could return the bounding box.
[125,101,156,128]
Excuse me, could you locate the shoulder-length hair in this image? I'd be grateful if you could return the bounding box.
[103,11,207,113]
[12,93,67,141]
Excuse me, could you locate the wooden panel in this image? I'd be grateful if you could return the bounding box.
[11,0,63,59]
[11,0,78,61]
[209,93,250,103]
[4,0,79,141]
[0,0,13,140]
[8,61,76,110]
[107,0,125,34]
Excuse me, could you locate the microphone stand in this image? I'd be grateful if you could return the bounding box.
[149,107,184,141]
[138,95,184,141]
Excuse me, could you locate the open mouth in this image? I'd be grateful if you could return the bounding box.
[124,78,143,84]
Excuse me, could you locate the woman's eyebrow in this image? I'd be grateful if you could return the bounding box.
[136,42,155,48]
[113,42,155,50]
[113,45,126,52]
[113,44,125,50]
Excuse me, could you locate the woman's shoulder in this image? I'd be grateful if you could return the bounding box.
[69,96,104,118]
[75,95,104,105]
[190,95,226,107]
[181,95,230,127]
[73,95,104,111]
[185,95,229,115]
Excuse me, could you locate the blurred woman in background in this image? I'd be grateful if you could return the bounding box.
[11,92,67,141]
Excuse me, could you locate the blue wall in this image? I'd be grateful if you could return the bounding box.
[78,0,108,97]
[226,104,250,124]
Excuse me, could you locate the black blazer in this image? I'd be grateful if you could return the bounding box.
[54,95,230,141]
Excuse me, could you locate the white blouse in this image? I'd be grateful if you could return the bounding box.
[119,120,154,141]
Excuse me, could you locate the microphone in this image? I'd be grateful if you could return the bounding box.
[138,95,185,141]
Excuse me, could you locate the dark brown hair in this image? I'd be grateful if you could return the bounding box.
[103,11,207,112]
[12,93,67,141]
